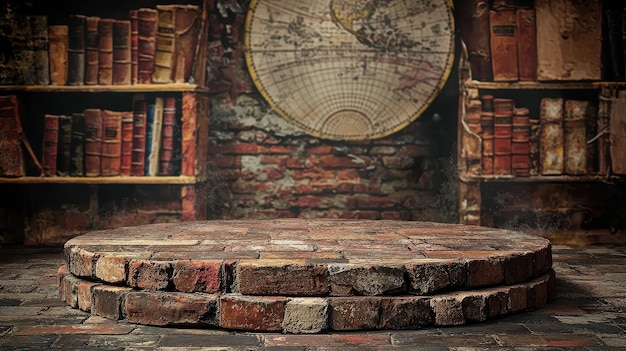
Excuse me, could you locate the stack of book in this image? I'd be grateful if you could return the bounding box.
[0,4,205,86]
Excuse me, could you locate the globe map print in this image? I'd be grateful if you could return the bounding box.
[244,0,455,140]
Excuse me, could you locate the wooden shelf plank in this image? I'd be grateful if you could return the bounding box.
[466,81,599,90]
[0,175,207,185]
[0,84,209,93]
[459,173,622,183]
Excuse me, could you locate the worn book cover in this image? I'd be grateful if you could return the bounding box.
[56,115,72,176]
[84,108,103,176]
[540,98,564,175]
[564,100,589,175]
[67,14,86,85]
[159,97,178,175]
[98,19,114,85]
[511,107,531,176]
[30,16,50,85]
[516,8,538,81]
[42,115,59,176]
[463,99,483,175]
[84,17,101,85]
[112,20,132,85]
[130,10,139,85]
[69,112,86,176]
[147,97,164,176]
[120,112,133,176]
[610,89,626,174]
[529,117,541,176]
[490,8,519,81]
[536,0,602,81]
[100,110,122,176]
[494,112,513,175]
[131,98,147,176]
[138,8,158,84]
[0,95,24,177]
[457,0,493,81]
[480,95,495,174]
[48,25,69,85]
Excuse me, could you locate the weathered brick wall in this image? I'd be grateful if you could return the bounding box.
[204,0,459,222]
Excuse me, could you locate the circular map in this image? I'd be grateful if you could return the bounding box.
[244,0,455,140]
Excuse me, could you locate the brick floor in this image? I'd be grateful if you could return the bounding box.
[1,238,626,348]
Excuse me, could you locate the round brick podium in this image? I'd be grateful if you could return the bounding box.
[58,219,555,333]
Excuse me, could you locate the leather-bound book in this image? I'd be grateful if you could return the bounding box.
[563,100,589,175]
[69,112,86,176]
[131,98,147,176]
[152,5,201,83]
[159,97,177,175]
[540,98,564,175]
[42,114,59,176]
[56,115,72,176]
[112,20,132,85]
[456,0,493,81]
[30,16,50,85]
[463,98,483,175]
[535,0,602,81]
[529,117,541,176]
[494,111,513,175]
[493,98,515,114]
[0,95,25,177]
[84,108,103,176]
[67,14,86,86]
[100,110,122,176]
[0,15,29,84]
[146,97,164,176]
[511,107,530,176]
[98,19,114,85]
[516,8,537,81]
[48,25,69,85]
[137,8,158,84]
[480,95,495,175]
[489,8,518,81]
[144,102,155,175]
[130,10,139,85]
[610,90,626,175]
[84,17,100,85]
[120,112,133,176]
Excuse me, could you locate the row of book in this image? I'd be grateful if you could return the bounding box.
[465,95,601,177]
[0,94,181,178]
[458,0,608,82]
[0,4,203,86]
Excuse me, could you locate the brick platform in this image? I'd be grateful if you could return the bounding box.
[59,219,555,332]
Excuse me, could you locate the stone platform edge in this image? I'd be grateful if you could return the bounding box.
[58,265,556,333]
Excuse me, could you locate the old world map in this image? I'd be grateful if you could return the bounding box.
[245,0,454,140]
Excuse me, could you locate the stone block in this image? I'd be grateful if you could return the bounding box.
[467,258,504,287]
[459,293,487,322]
[77,280,100,312]
[527,276,548,309]
[329,264,405,296]
[91,285,133,320]
[379,297,433,329]
[405,260,466,295]
[282,298,329,334]
[329,297,381,330]
[67,247,98,278]
[125,291,219,326]
[95,254,127,284]
[430,295,465,326]
[172,260,222,293]
[503,253,534,285]
[507,285,529,312]
[219,295,287,331]
[59,273,80,308]
[237,260,328,296]
[533,244,553,275]
[128,259,172,290]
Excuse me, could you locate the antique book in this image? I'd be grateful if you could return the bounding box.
[0,15,28,84]
[456,0,493,81]
[489,8,518,81]
[42,114,59,176]
[120,112,133,176]
[516,8,537,81]
[159,97,178,175]
[131,98,147,176]
[144,102,155,175]
[137,8,158,84]
[463,98,483,175]
[540,98,564,175]
[67,14,86,86]
[112,20,132,85]
[84,108,103,176]
[84,16,100,85]
[147,97,164,176]
[511,107,531,176]
[494,111,513,175]
[152,5,201,83]
[563,100,589,175]
[597,86,612,176]
[30,16,50,85]
[130,10,139,85]
[48,25,69,85]
[610,90,626,175]
[480,95,495,175]
[56,115,73,176]
[493,98,515,114]
[100,110,122,176]
[0,95,24,177]
[69,112,86,176]
[98,18,114,85]
[535,0,602,81]
[529,117,541,176]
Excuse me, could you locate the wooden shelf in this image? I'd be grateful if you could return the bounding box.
[459,173,622,184]
[0,84,209,93]
[0,175,208,185]
[466,81,599,90]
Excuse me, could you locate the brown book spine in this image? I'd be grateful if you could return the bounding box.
[457,0,493,81]
[48,25,69,85]
[564,100,589,175]
[489,8,518,81]
[130,10,139,85]
[493,98,515,114]
[516,8,537,81]
[98,19,114,85]
[529,117,541,176]
[511,107,531,176]
[84,17,100,85]
[152,6,177,83]
[113,20,132,85]
[480,95,495,175]
[131,99,147,176]
[172,5,201,83]
[67,14,86,86]
[120,112,133,176]
[540,98,564,175]
[69,112,86,176]
[463,99,483,175]
[494,112,512,175]
[56,115,72,176]
[84,109,103,176]
[138,8,158,84]
[30,16,50,85]
[42,114,59,176]
[159,97,177,175]
[597,86,612,176]
[0,95,25,177]
[100,110,123,176]
[610,90,626,174]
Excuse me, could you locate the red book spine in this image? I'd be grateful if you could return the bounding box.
[0,95,25,177]
[42,114,59,176]
[159,97,177,175]
[120,112,134,176]
[137,8,158,84]
[131,100,147,176]
[84,17,101,85]
[98,19,114,85]
[100,110,122,176]
[130,10,139,85]
[84,109,103,176]
[517,8,538,81]
[112,20,132,85]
